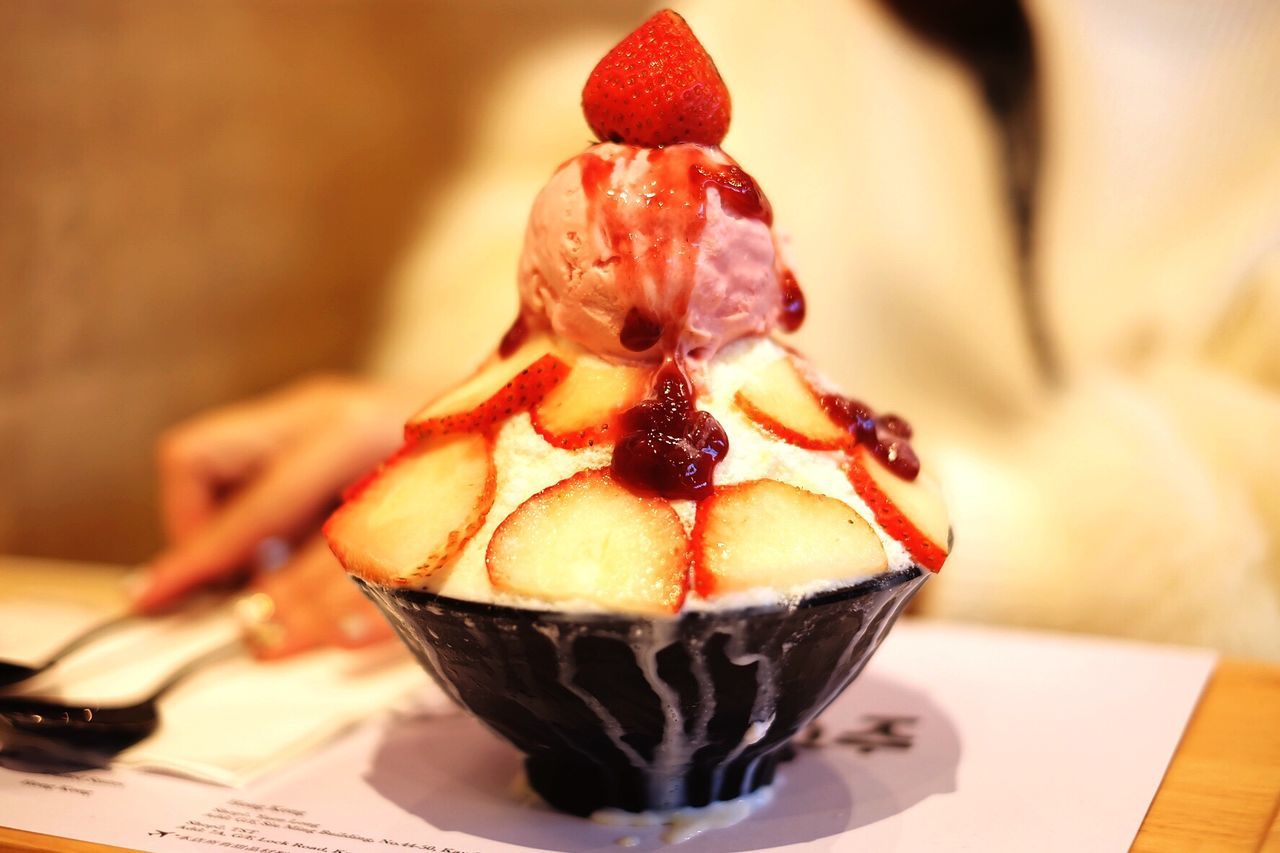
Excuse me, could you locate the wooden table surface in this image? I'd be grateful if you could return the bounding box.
[1,558,1278,852]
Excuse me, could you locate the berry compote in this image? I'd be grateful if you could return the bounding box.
[821,395,920,480]
[779,270,805,332]
[619,307,664,352]
[499,314,530,358]
[612,362,728,500]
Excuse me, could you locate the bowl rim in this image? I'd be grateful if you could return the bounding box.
[353,565,926,624]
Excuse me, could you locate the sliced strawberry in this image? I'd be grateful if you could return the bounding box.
[530,357,650,449]
[735,355,849,450]
[847,447,949,572]
[487,469,689,614]
[582,9,731,148]
[324,434,496,586]
[693,479,887,597]
[406,338,570,441]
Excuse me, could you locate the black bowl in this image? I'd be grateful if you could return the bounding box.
[356,567,926,816]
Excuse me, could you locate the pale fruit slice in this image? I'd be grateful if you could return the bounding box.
[406,335,570,441]
[693,479,887,597]
[486,469,689,614]
[847,447,949,572]
[735,355,848,449]
[531,357,650,449]
[324,434,496,586]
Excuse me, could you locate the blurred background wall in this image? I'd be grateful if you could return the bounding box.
[0,0,619,564]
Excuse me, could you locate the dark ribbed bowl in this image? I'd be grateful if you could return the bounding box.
[356,567,926,816]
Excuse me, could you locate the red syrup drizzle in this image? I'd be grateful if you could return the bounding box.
[579,149,779,338]
[821,395,920,481]
[498,314,530,358]
[779,270,806,332]
[579,150,698,324]
[691,161,804,335]
[689,163,773,224]
[612,361,728,500]
[619,307,664,352]
[580,149,778,499]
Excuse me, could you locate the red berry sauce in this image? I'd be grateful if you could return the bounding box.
[619,307,664,351]
[689,163,773,225]
[779,270,805,332]
[499,314,530,358]
[690,161,803,335]
[821,395,920,481]
[577,146,800,497]
[612,362,728,500]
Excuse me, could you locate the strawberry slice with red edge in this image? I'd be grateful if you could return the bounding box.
[486,468,690,614]
[324,434,497,586]
[406,340,570,442]
[735,354,850,450]
[531,357,651,449]
[582,9,731,148]
[847,446,949,572]
[693,479,887,598]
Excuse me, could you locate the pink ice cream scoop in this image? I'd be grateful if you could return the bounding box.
[517,142,801,365]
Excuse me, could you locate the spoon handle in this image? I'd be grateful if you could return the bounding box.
[149,640,246,700]
[43,612,140,668]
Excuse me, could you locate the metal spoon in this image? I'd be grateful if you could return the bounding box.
[0,612,140,690]
[0,640,244,766]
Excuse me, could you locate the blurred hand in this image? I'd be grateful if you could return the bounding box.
[237,536,397,660]
[133,375,424,655]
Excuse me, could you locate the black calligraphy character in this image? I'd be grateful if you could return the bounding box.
[795,723,825,749]
[834,715,917,754]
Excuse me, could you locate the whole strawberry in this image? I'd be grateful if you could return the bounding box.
[582,9,731,148]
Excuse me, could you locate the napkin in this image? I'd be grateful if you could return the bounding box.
[0,593,446,787]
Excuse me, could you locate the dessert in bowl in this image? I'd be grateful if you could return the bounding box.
[325,8,950,823]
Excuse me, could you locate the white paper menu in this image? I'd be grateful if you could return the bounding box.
[0,620,1215,852]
